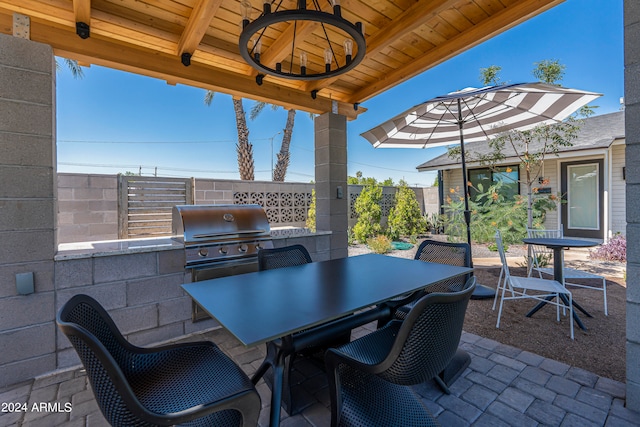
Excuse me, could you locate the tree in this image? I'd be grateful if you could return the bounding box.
[205,91,254,180]
[387,180,427,240]
[352,184,383,243]
[479,65,502,86]
[347,171,394,186]
[56,57,84,79]
[469,60,593,229]
[250,102,298,182]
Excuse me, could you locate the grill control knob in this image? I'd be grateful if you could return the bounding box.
[198,248,209,257]
[239,244,248,253]
[219,247,228,255]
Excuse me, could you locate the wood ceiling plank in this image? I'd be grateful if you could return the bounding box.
[74,0,91,25]
[457,1,491,25]
[439,8,474,33]
[350,0,564,103]
[365,0,457,56]
[177,0,223,55]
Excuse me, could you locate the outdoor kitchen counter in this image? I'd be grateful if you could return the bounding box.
[55,228,331,260]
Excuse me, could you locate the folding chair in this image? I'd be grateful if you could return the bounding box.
[494,230,574,340]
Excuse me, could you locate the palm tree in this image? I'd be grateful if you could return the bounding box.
[205,91,254,180]
[250,103,297,182]
[56,57,84,79]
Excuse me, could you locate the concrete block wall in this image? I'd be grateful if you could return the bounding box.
[0,34,58,388]
[57,173,118,243]
[53,249,219,369]
[196,178,315,227]
[625,0,640,410]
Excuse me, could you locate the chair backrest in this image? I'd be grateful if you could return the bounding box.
[413,239,471,292]
[56,295,149,426]
[257,244,312,271]
[527,228,562,254]
[376,276,476,385]
[526,228,562,272]
[495,230,512,281]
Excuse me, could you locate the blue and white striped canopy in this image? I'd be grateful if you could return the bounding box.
[361,82,601,149]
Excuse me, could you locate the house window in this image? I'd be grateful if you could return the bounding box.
[468,166,519,201]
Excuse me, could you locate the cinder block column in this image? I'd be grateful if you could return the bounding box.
[625,0,640,412]
[0,33,57,387]
[314,113,348,259]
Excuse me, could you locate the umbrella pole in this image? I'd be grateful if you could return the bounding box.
[457,100,494,300]
[457,100,473,266]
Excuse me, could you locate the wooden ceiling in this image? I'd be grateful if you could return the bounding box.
[0,0,563,119]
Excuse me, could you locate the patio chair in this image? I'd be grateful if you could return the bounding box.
[393,239,472,320]
[324,277,475,427]
[494,230,574,339]
[527,228,607,315]
[56,294,261,427]
[257,243,312,270]
[257,244,350,414]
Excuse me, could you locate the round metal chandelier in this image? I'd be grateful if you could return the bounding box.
[239,0,366,83]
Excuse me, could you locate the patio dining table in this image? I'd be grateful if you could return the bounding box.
[522,237,599,330]
[182,253,472,427]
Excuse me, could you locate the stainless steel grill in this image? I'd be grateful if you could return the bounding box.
[173,204,274,321]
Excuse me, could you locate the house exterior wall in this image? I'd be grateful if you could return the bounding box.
[440,151,627,240]
[611,143,627,235]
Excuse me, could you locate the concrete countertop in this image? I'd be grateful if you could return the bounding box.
[55,228,331,260]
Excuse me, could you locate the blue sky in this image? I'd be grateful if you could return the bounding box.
[56,0,623,187]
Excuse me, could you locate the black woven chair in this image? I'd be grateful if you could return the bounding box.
[57,294,261,427]
[393,239,472,320]
[257,244,312,270]
[325,277,475,427]
[256,244,352,416]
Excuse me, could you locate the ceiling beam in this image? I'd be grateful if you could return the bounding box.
[177,0,222,57]
[0,12,360,119]
[350,0,564,103]
[73,0,91,26]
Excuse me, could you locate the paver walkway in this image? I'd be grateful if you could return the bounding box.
[1,324,638,427]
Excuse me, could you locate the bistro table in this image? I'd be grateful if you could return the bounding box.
[522,237,599,330]
[182,253,472,427]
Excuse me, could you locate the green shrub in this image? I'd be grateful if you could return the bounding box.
[442,181,558,245]
[305,189,316,232]
[387,181,427,240]
[367,234,392,254]
[353,184,383,243]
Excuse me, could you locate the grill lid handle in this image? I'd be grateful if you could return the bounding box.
[192,229,267,239]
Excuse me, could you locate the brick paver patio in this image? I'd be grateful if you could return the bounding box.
[1,324,638,427]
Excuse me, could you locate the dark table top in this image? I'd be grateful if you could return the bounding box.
[522,237,599,249]
[182,254,472,347]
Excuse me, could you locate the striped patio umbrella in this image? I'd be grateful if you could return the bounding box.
[361,82,601,258]
[362,82,600,299]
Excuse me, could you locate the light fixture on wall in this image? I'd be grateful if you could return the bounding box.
[239,0,366,84]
